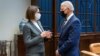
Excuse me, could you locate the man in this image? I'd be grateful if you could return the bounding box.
[56,1,81,56]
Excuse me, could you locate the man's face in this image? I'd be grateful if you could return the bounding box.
[60,5,69,15]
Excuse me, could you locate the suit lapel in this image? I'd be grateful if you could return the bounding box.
[60,15,75,37]
[28,21,41,34]
[37,21,44,32]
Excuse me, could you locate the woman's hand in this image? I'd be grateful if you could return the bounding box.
[41,31,47,38]
[41,31,52,38]
[45,31,52,38]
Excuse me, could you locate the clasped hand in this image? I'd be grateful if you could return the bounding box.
[41,31,52,38]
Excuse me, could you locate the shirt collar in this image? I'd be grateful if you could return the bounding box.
[66,12,74,21]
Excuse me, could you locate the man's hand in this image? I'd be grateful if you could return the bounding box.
[56,50,61,56]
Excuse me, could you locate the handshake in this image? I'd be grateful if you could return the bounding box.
[41,31,52,39]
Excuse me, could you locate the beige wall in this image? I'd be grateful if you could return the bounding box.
[0,0,31,40]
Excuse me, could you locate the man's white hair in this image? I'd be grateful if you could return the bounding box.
[61,1,74,11]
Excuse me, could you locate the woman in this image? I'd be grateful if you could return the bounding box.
[23,6,51,56]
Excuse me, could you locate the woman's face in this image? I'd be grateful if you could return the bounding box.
[35,9,41,20]
[36,9,40,13]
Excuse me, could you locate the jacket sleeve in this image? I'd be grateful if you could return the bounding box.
[58,20,81,55]
[23,25,44,47]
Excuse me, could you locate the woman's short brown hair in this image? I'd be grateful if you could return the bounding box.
[26,5,39,21]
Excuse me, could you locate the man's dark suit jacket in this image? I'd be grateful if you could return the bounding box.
[58,15,81,56]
